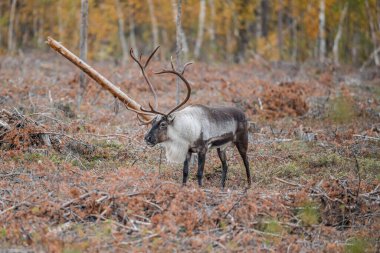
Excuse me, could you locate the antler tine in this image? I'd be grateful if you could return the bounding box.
[181,62,193,75]
[155,68,192,116]
[123,103,155,115]
[139,103,166,116]
[136,114,155,125]
[130,47,164,112]
[144,46,160,69]
[129,48,143,69]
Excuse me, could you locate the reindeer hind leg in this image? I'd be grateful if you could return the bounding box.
[235,133,251,187]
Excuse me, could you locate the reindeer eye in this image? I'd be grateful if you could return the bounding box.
[159,122,167,128]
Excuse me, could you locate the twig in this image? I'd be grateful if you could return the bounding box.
[158,147,163,177]
[353,155,361,200]
[119,233,159,245]
[61,190,97,208]
[143,199,162,211]
[274,177,304,187]
[353,134,380,141]
[79,132,129,139]
[0,201,30,216]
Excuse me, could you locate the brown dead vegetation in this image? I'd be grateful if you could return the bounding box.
[0,54,379,252]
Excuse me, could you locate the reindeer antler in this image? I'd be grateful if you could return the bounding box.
[130,46,161,111]
[155,58,193,116]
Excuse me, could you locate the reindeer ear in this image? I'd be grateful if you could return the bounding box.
[168,115,175,123]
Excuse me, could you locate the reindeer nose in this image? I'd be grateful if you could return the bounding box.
[145,135,153,144]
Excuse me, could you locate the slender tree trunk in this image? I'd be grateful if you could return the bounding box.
[291,19,298,63]
[175,0,183,105]
[0,2,3,47]
[352,33,359,66]
[319,0,326,63]
[147,0,159,52]
[289,0,297,63]
[207,0,215,42]
[194,0,206,59]
[333,2,348,66]
[171,0,188,61]
[78,0,89,107]
[57,0,63,42]
[377,0,380,33]
[261,0,269,38]
[128,3,138,56]
[115,0,128,65]
[235,0,249,63]
[37,14,44,47]
[277,0,283,60]
[255,2,261,52]
[7,0,17,52]
[365,0,380,65]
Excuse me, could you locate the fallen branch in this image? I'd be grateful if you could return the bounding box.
[353,134,380,141]
[61,190,97,208]
[46,37,152,121]
[274,177,304,187]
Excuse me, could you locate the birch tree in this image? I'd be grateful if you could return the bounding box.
[207,0,215,43]
[147,0,159,52]
[78,0,88,107]
[194,0,206,59]
[8,0,17,52]
[175,0,183,105]
[277,0,284,60]
[171,0,188,62]
[365,0,379,65]
[333,2,348,66]
[319,0,326,63]
[115,0,128,65]
[128,2,138,55]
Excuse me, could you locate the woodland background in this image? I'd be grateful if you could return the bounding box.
[1,0,380,66]
[0,0,379,252]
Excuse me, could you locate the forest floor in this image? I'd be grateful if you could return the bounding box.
[0,53,379,252]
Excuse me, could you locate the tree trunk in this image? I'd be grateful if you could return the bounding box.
[46,37,153,122]
[289,0,297,63]
[207,0,215,42]
[291,19,298,63]
[0,2,3,47]
[57,0,63,42]
[235,0,249,63]
[37,15,44,47]
[78,0,89,107]
[147,0,159,52]
[319,0,326,63]
[255,2,261,52]
[175,0,183,105]
[261,0,269,38]
[115,0,128,65]
[7,0,17,52]
[194,0,206,59]
[128,3,138,56]
[365,0,380,65]
[171,0,188,62]
[333,2,348,66]
[277,0,283,60]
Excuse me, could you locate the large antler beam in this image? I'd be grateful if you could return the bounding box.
[46,37,153,122]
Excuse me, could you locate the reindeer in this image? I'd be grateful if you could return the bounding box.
[128,47,251,188]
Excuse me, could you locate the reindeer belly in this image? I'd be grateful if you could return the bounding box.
[207,132,235,150]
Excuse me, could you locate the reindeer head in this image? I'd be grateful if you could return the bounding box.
[128,47,192,147]
[144,115,174,146]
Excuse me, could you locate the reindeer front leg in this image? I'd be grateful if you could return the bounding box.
[182,152,192,185]
[197,148,207,186]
